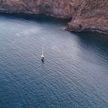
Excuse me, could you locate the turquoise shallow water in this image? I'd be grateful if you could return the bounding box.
[0,15,108,108]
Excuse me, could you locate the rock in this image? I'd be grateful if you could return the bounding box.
[67,0,108,35]
[0,0,108,34]
[0,0,75,19]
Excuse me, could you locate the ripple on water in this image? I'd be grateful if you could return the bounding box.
[0,15,108,108]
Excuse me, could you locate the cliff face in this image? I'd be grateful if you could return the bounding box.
[0,0,77,19]
[68,0,108,34]
[0,0,108,34]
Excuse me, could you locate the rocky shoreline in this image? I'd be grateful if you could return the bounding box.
[0,0,108,35]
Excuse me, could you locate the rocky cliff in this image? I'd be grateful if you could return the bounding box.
[67,0,108,34]
[0,0,108,34]
[0,0,76,19]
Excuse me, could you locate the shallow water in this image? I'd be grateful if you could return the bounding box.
[0,15,108,108]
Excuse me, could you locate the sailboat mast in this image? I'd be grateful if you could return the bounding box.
[42,47,43,55]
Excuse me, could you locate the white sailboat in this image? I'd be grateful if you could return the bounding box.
[41,48,44,62]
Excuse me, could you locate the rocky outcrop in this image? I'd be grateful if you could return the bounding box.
[0,0,76,19]
[67,0,108,34]
[0,0,108,34]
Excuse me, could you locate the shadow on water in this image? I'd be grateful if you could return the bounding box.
[0,12,69,25]
[74,31,108,61]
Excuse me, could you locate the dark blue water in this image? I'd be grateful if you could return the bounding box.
[0,15,108,108]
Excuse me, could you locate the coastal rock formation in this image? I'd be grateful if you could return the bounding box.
[0,0,76,19]
[67,0,108,34]
[0,0,108,34]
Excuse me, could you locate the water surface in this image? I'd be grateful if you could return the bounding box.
[0,15,108,108]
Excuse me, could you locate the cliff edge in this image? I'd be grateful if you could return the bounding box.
[67,0,108,34]
[0,0,108,34]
